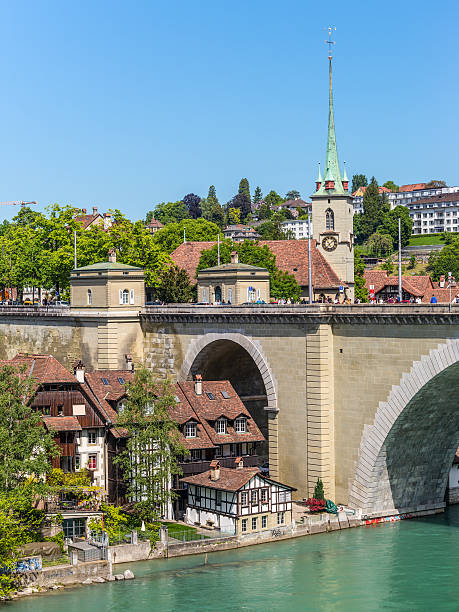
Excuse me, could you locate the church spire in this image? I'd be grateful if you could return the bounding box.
[314,27,346,195]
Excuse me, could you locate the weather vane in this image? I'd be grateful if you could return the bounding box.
[325,26,336,59]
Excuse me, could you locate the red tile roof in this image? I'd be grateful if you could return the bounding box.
[6,354,77,385]
[43,416,82,432]
[148,219,164,229]
[406,192,459,206]
[181,466,261,491]
[399,183,427,192]
[84,370,134,424]
[178,381,265,446]
[363,270,456,302]
[170,240,343,288]
[74,214,101,229]
[352,186,391,197]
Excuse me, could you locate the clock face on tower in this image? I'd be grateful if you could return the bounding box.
[322,236,338,252]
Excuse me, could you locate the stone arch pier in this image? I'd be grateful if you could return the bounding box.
[348,340,459,517]
[179,332,279,466]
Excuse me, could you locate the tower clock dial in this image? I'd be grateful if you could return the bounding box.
[322,236,338,251]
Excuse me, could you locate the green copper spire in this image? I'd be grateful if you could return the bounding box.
[313,39,347,196]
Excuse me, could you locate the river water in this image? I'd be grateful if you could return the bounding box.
[9,506,459,612]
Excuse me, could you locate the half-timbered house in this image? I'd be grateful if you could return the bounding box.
[181,460,295,535]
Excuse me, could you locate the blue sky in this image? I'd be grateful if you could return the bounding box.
[0,0,458,221]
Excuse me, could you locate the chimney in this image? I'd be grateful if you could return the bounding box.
[231,251,239,264]
[210,460,221,481]
[103,213,112,230]
[92,206,98,215]
[125,354,134,372]
[439,275,445,288]
[194,374,202,396]
[108,248,116,263]
[235,456,244,470]
[74,360,85,383]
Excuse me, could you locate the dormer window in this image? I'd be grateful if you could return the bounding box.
[235,417,247,433]
[216,418,227,435]
[185,422,197,438]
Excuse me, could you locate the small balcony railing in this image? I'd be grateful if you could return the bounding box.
[178,455,260,476]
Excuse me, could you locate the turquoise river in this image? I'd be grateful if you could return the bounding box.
[8,506,459,612]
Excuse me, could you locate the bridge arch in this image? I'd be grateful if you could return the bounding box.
[179,332,277,411]
[349,340,459,516]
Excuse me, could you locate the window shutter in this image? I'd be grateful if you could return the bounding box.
[119,289,123,305]
[130,289,134,304]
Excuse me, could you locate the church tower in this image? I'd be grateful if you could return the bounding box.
[311,30,354,300]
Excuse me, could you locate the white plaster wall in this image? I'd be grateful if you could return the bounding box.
[76,428,105,487]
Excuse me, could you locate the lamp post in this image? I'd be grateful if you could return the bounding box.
[448,272,455,313]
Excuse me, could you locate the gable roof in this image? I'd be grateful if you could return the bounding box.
[84,370,134,424]
[170,240,344,288]
[7,354,77,385]
[74,214,102,229]
[43,416,82,432]
[178,381,265,446]
[181,466,261,491]
[399,183,427,192]
[362,270,455,302]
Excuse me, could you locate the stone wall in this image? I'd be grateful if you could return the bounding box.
[23,560,111,587]
[447,487,459,505]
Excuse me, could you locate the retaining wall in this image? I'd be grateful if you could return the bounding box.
[22,560,111,588]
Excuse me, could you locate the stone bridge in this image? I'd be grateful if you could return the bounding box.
[0,304,458,518]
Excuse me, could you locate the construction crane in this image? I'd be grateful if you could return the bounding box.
[0,201,37,206]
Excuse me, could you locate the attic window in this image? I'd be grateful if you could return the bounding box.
[118,377,125,385]
[293,267,298,271]
[101,378,109,385]
[221,391,229,399]
[206,392,215,400]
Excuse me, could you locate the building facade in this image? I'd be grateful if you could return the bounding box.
[223,225,261,242]
[181,461,294,535]
[280,218,311,240]
[197,252,270,304]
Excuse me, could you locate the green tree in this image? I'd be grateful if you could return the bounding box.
[408,254,416,269]
[377,205,412,248]
[153,218,222,254]
[285,190,301,200]
[257,213,293,240]
[88,503,128,544]
[257,200,273,220]
[425,180,447,189]
[427,238,459,281]
[228,207,241,225]
[0,364,57,491]
[313,478,325,501]
[354,177,384,244]
[264,190,284,209]
[153,201,190,225]
[114,368,186,521]
[253,186,263,204]
[351,174,368,193]
[364,232,393,257]
[238,178,251,204]
[354,248,368,302]
[382,256,394,275]
[154,266,193,303]
[382,180,399,192]
[201,186,225,227]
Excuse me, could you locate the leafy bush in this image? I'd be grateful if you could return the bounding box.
[47,468,92,487]
[88,504,128,543]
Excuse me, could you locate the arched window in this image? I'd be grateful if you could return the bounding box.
[326,208,334,230]
[87,289,92,305]
[122,289,129,304]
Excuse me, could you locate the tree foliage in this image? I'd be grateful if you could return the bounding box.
[425,179,447,189]
[382,180,399,192]
[238,178,251,204]
[152,218,221,254]
[201,186,224,227]
[313,478,325,501]
[257,213,293,240]
[182,193,202,219]
[364,232,393,257]
[0,364,57,491]
[427,238,459,281]
[154,266,193,303]
[351,174,368,193]
[377,205,412,248]
[253,186,263,204]
[354,248,368,302]
[227,207,241,225]
[153,201,190,225]
[114,368,186,521]
[264,190,284,209]
[228,193,251,221]
[285,190,301,200]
